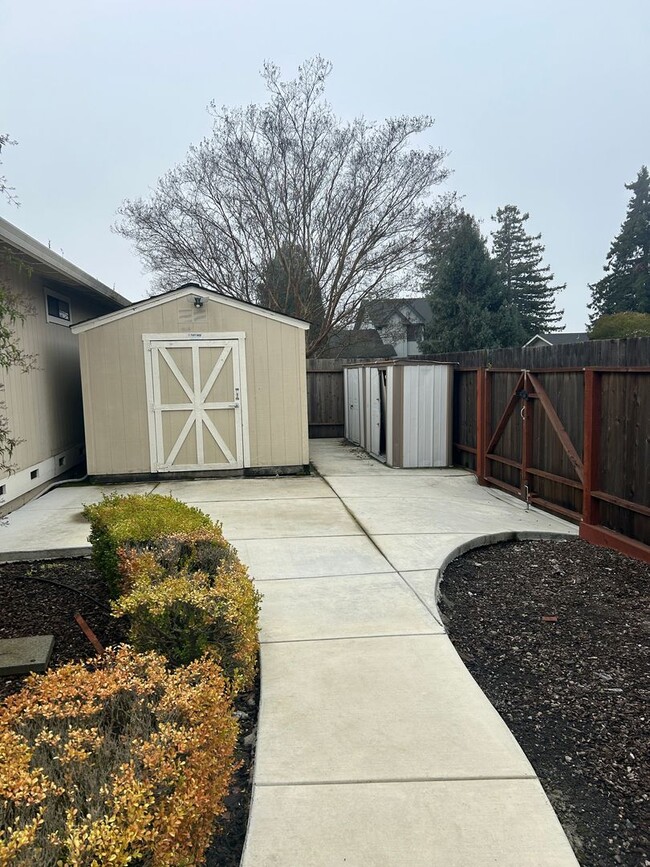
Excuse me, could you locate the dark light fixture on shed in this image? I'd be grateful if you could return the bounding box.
[193,296,204,309]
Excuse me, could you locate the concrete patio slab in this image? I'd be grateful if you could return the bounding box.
[398,568,440,617]
[156,476,334,503]
[325,472,479,499]
[242,779,578,867]
[21,483,157,511]
[255,634,535,784]
[348,495,574,536]
[195,498,363,539]
[367,532,492,572]
[259,572,443,643]
[0,507,92,558]
[309,439,470,478]
[231,535,391,580]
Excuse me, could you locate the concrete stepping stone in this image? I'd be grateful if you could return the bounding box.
[0,634,54,675]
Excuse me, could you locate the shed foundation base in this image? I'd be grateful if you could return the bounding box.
[89,465,310,485]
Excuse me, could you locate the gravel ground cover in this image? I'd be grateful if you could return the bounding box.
[0,557,256,866]
[439,538,649,867]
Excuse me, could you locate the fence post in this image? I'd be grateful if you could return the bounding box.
[476,368,487,484]
[582,368,601,526]
[521,370,532,502]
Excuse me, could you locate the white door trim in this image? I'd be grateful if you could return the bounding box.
[143,333,249,472]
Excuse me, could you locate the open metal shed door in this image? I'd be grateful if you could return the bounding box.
[344,368,362,445]
[144,334,248,472]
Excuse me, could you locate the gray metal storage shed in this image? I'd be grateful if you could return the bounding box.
[344,360,453,468]
[71,285,310,479]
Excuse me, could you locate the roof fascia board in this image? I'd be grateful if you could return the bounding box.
[523,334,552,347]
[0,217,129,307]
[71,286,310,333]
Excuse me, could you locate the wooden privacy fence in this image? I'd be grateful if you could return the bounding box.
[453,366,650,562]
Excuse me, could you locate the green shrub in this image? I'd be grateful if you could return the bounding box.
[83,494,216,595]
[0,646,238,867]
[114,546,260,693]
[84,493,261,692]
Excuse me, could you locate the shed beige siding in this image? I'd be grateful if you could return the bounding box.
[0,262,112,481]
[78,293,309,475]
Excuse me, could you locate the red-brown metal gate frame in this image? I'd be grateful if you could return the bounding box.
[469,367,650,564]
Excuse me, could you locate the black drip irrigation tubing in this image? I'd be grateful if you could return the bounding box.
[4,572,111,612]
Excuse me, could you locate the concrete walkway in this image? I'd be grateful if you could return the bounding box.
[241,440,580,866]
[0,439,580,865]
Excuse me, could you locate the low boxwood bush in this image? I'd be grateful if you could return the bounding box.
[84,494,261,693]
[114,548,260,692]
[0,646,238,866]
[83,494,217,596]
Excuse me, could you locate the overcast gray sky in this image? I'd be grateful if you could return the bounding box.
[2,0,648,331]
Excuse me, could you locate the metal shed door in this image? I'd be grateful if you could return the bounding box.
[344,368,362,445]
[144,336,247,472]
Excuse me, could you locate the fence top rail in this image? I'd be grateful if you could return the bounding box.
[456,366,650,374]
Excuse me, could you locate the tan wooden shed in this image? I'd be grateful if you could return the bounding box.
[71,284,310,479]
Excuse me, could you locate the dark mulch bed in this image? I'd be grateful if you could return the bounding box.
[439,538,649,867]
[0,557,257,866]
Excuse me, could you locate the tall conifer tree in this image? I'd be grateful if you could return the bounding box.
[491,205,564,337]
[589,166,650,320]
[420,210,525,352]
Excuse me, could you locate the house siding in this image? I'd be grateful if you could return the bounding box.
[0,258,118,504]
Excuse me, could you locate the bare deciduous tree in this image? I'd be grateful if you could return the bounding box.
[0,133,18,207]
[116,57,450,355]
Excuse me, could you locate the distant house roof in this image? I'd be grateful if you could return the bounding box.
[356,297,433,329]
[0,216,130,308]
[318,328,396,359]
[523,332,589,348]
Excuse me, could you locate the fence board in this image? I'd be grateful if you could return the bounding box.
[426,336,650,369]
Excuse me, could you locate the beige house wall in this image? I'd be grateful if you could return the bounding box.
[79,293,309,475]
[0,259,118,499]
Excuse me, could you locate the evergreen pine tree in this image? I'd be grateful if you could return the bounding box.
[589,166,650,320]
[491,205,564,337]
[420,210,525,353]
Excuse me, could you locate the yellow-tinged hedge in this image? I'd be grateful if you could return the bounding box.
[83,494,218,596]
[84,494,261,692]
[0,646,238,867]
[114,549,260,691]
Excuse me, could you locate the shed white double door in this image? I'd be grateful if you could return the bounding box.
[144,334,248,472]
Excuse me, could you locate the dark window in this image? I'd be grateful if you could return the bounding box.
[406,323,424,342]
[46,293,71,323]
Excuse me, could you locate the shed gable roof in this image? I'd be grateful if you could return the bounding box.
[71,284,311,334]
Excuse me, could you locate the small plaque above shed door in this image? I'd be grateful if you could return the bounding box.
[143,334,249,472]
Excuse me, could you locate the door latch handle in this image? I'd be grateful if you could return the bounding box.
[235,387,240,400]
